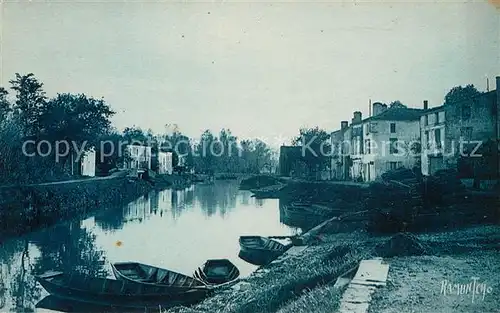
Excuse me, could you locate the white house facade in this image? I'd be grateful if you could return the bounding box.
[347,104,422,182]
[126,145,152,169]
[158,151,173,175]
[80,149,96,177]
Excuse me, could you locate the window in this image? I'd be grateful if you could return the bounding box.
[434,129,442,149]
[365,139,371,155]
[425,115,429,126]
[425,131,429,149]
[390,123,396,133]
[390,138,398,154]
[434,112,439,124]
[461,104,471,120]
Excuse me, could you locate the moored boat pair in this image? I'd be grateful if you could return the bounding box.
[36,259,239,310]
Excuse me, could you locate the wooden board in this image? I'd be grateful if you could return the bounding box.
[337,258,390,313]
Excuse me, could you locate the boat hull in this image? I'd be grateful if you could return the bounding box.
[194,259,239,285]
[36,272,209,309]
[238,236,289,264]
[110,262,207,292]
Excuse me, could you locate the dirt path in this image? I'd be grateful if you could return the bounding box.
[368,251,500,313]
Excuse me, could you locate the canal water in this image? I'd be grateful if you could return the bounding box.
[0,180,301,312]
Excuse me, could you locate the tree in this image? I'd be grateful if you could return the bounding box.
[161,127,193,172]
[9,73,47,136]
[95,130,126,174]
[40,93,114,144]
[444,84,482,106]
[389,100,407,109]
[0,87,11,122]
[252,139,271,173]
[218,129,238,173]
[123,126,148,144]
[194,130,217,174]
[292,127,331,179]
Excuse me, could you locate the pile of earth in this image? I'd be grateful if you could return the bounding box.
[239,175,282,190]
[374,232,432,258]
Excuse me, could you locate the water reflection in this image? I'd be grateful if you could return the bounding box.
[0,181,300,312]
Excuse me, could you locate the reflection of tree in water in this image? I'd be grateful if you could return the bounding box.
[0,221,106,312]
[94,207,126,231]
[194,182,238,218]
[32,221,107,278]
[9,239,41,312]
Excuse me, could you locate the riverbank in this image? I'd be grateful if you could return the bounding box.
[165,224,500,313]
[0,174,186,240]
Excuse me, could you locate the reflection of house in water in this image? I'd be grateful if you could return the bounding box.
[123,195,151,222]
[150,191,160,214]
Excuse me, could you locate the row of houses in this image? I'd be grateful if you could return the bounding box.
[78,145,176,177]
[280,76,500,182]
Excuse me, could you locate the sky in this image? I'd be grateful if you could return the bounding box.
[1,0,499,147]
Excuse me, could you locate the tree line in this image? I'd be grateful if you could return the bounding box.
[0,73,274,184]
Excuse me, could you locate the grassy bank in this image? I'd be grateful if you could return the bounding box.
[166,231,377,313]
[0,176,174,240]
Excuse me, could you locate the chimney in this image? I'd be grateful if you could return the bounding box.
[352,111,362,124]
[341,121,348,130]
[423,100,428,110]
[372,102,388,116]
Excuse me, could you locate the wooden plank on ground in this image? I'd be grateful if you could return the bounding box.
[350,258,389,287]
[337,258,390,313]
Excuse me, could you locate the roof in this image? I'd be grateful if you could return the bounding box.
[362,107,424,122]
[423,105,445,113]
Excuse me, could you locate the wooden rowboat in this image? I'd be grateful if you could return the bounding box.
[35,271,210,309]
[111,262,207,291]
[239,236,290,264]
[194,259,239,285]
[250,184,285,199]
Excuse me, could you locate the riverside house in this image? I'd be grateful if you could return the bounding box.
[420,101,446,176]
[421,76,500,182]
[158,151,173,175]
[342,104,422,182]
[126,144,152,170]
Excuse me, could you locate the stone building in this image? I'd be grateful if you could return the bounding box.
[420,101,446,175]
[279,146,305,177]
[420,76,499,180]
[346,105,422,182]
[330,121,349,180]
[443,77,499,179]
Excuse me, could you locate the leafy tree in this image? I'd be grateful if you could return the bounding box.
[194,130,217,174]
[123,126,148,144]
[9,73,47,136]
[389,100,407,108]
[218,129,238,172]
[162,128,193,171]
[0,87,11,122]
[292,127,331,179]
[252,139,271,173]
[444,84,482,106]
[39,93,114,145]
[95,130,127,174]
